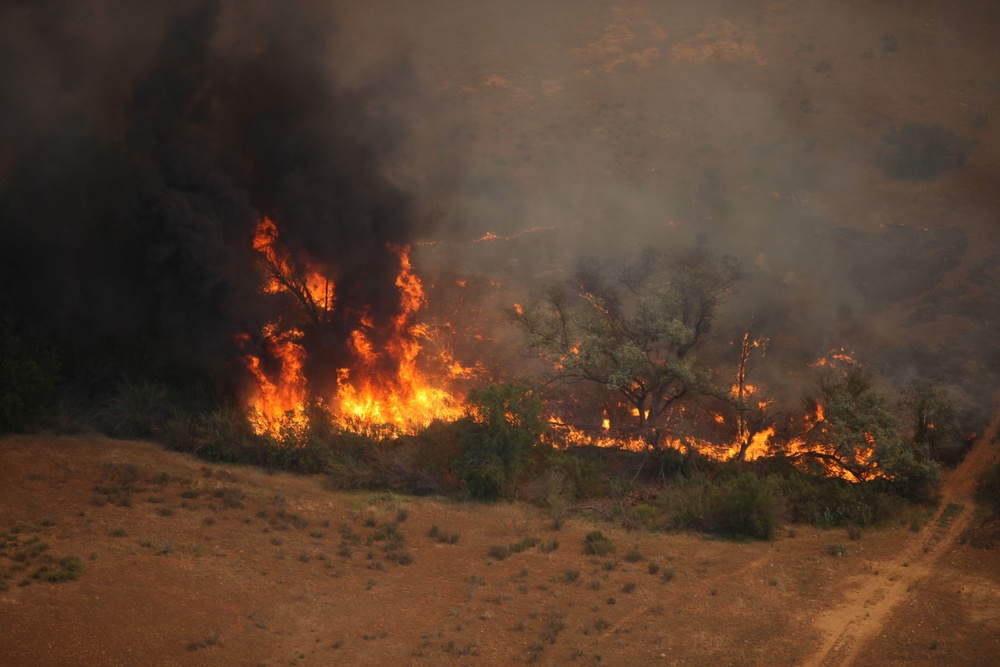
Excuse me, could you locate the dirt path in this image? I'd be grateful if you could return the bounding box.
[803,404,1000,667]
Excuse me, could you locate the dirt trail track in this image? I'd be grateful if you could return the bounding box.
[804,404,1000,667]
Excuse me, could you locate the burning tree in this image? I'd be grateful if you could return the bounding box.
[238,216,464,438]
[511,243,743,448]
[899,378,963,463]
[794,367,940,496]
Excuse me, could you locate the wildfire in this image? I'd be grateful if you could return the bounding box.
[811,348,858,369]
[549,422,647,452]
[240,223,898,486]
[240,217,463,438]
[253,216,334,317]
[472,226,559,243]
[237,325,310,436]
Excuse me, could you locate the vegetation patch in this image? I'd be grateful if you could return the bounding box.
[583,531,615,557]
[882,122,970,180]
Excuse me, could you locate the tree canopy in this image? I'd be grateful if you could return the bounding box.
[511,243,743,447]
[798,367,940,497]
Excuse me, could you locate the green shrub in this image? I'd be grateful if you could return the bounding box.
[658,471,778,540]
[551,452,605,499]
[777,463,901,528]
[454,384,547,499]
[631,504,660,529]
[719,473,777,540]
[658,473,718,531]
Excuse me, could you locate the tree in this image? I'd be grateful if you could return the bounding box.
[511,243,743,448]
[731,321,770,462]
[796,367,940,497]
[899,379,962,463]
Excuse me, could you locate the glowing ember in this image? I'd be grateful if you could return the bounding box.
[472,226,559,243]
[811,348,858,369]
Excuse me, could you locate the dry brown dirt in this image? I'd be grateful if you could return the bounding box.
[1,426,997,667]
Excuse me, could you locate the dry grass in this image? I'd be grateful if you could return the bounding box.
[1,434,997,666]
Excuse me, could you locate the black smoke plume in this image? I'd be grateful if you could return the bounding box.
[0,1,424,397]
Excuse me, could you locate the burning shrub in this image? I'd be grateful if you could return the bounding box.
[164,404,326,474]
[804,367,941,499]
[454,383,547,500]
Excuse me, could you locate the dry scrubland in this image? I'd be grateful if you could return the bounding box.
[1,430,998,667]
[3,1,1000,665]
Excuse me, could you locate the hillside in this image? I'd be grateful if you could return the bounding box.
[1,423,997,666]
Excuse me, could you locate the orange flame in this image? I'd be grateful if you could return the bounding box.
[253,216,334,315]
[239,324,310,437]
[241,218,464,439]
[335,244,463,434]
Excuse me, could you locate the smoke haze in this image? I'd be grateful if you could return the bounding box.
[1,1,998,420]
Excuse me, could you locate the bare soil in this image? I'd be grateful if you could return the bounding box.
[1,423,997,666]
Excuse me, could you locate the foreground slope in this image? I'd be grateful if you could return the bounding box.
[1,432,997,666]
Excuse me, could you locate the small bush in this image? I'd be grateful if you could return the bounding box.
[719,473,777,540]
[98,380,174,439]
[39,556,84,582]
[828,543,849,558]
[385,550,414,565]
[487,545,510,561]
[510,537,540,553]
[583,531,615,557]
[623,545,644,563]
